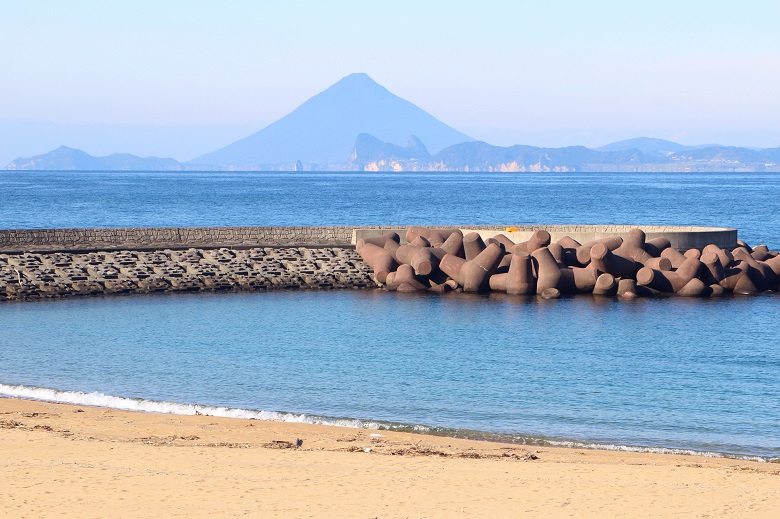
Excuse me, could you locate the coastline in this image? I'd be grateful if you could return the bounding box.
[1,382,774,463]
[2,396,778,518]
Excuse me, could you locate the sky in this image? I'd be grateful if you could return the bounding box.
[1,0,779,163]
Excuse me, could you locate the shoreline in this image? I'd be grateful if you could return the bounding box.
[2,396,778,518]
[1,383,775,463]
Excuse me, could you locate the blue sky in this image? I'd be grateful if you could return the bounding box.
[1,1,778,161]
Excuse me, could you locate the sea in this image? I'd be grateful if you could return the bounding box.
[1,170,779,461]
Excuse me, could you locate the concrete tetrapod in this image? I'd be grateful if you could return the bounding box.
[531,247,561,295]
[720,262,749,292]
[764,254,780,277]
[615,228,654,265]
[488,234,516,250]
[575,236,623,266]
[703,244,734,270]
[440,243,504,292]
[617,278,639,299]
[405,227,459,247]
[354,226,777,300]
[644,237,671,257]
[751,245,773,261]
[700,252,725,286]
[513,230,551,254]
[408,236,431,248]
[593,273,618,296]
[733,273,759,296]
[385,264,428,292]
[394,244,439,276]
[684,249,702,260]
[677,278,708,297]
[661,247,687,269]
[557,236,584,267]
[506,251,536,295]
[732,247,776,291]
[358,243,397,284]
[562,266,600,293]
[488,251,536,295]
[547,243,566,265]
[356,231,400,253]
[589,242,637,280]
[461,244,505,292]
[636,256,702,293]
[440,230,465,257]
[644,257,673,271]
[463,232,487,261]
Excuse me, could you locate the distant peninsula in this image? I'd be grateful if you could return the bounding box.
[6,146,181,172]
[5,74,780,172]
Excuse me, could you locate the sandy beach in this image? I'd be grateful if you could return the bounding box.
[1,397,778,518]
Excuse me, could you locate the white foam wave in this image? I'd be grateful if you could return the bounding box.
[1,382,774,463]
[0,383,383,429]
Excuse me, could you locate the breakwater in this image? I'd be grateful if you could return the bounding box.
[0,226,355,253]
[0,247,375,301]
[358,226,777,298]
[0,224,744,301]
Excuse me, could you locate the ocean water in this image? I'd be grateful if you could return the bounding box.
[1,170,779,460]
[1,170,779,248]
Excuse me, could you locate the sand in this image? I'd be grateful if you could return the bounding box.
[1,397,778,518]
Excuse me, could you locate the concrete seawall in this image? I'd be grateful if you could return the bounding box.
[0,226,355,253]
[0,225,737,253]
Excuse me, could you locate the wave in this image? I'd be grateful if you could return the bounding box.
[1,382,775,463]
[0,382,388,429]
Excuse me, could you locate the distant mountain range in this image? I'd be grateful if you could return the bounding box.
[5,145,181,171]
[347,137,780,172]
[5,74,780,172]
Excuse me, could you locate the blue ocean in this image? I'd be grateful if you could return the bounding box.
[1,171,779,460]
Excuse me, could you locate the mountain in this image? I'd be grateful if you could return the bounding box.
[348,133,430,170]
[345,136,780,172]
[5,146,182,171]
[596,137,719,155]
[189,73,473,168]
[427,142,652,172]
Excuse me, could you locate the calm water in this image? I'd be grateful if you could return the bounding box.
[1,171,779,459]
[1,170,779,248]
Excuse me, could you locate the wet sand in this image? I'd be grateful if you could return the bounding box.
[1,397,778,518]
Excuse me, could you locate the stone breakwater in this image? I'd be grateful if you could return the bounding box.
[0,225,751,302]
[0,247,376,302]
[358,226,780,298]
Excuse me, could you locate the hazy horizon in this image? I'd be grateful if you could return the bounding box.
[2,1,778,164]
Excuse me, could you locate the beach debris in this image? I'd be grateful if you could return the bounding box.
[295,437,303,448]
[364,227,780,298]
[262,440,297,449]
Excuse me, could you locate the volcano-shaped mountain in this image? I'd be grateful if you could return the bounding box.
[189,73,473,168]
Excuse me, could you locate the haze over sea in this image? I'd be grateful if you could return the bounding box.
[1,171,779,460]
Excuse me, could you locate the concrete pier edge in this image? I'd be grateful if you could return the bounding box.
[0,225,738,254]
